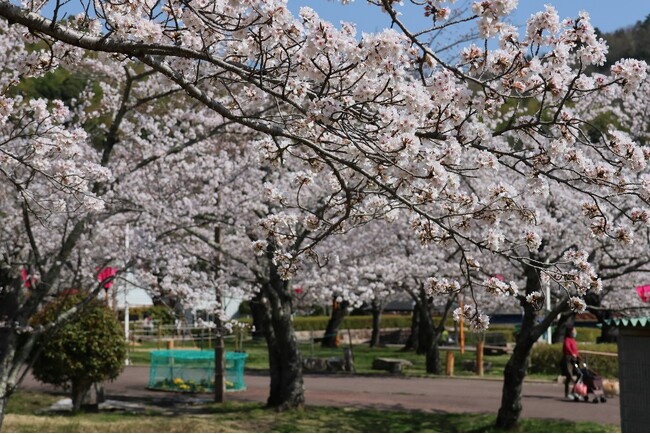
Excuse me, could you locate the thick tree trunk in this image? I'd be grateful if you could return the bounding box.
[417,291,434,357]
[0,280,21,431]
[425,337,443,374]
[321,299,349,348]
[496,334,535,431]
[402,303,420,352]
[595,314,618,343]
[71,379,92,412]
[0,341,15,431]
[584,293,617,343]
[0,389,6,430]
[369,300,382,348]
[551,311,574,343]
[259,250,304,410]
[496,261,567,431]
[249,292,267,340]
[496,263,541,431]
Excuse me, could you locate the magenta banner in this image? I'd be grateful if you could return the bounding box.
[636,285,650,303]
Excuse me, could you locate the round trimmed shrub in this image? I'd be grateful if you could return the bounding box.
[31,291,126,411]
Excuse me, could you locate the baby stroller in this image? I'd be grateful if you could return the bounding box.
[572,361,607,403]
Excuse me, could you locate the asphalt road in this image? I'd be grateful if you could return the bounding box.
[19,367,620,427]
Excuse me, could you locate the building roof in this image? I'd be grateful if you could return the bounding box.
[606,317,650,328]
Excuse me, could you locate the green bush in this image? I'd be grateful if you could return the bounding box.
[31,292,127,411]
[464,327,516,345]
[574,327,601,343]
[283,315,413,331]
[120,305,174,324]
[529,343,618,378]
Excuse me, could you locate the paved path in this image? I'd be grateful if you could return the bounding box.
[19,367,620,427]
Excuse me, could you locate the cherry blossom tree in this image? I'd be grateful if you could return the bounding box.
[0,22,114,425]
[0,34,243,424]
[2,0,650,428]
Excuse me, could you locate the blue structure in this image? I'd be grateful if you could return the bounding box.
[148,350,248,392]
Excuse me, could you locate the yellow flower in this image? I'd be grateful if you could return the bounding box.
[173,378,184,385]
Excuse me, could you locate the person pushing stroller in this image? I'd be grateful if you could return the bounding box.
[561,327,580,399]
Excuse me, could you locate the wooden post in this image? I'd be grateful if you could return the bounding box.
[476,340,484,376]
[445,351,454,376]
[208,326,212,349]
[167,339,174,350]
[157,323,162,350]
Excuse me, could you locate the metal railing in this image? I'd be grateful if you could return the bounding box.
[123,322,248,350]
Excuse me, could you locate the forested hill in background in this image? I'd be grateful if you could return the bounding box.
[597,15,650,71]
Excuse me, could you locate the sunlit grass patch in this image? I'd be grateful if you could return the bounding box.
[3,391,619,433]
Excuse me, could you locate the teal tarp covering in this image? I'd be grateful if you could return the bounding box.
[148,350,248,392]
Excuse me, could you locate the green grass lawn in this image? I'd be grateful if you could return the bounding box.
[126,322,608,382]
[127,338,552,381]
[3,391,618,433]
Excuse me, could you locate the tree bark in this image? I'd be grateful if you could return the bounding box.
[0,277,26,431]
[417,290,434,357]
[425,338,442,374]
[402,303,420,352]
[551,311,574,344]
[584,293,617,343]
[71,379,92,412]
[496,260,568,431]
[321,298,349,348]
[259,252,304,410]
[495,265,541,430]
[369,300,382,348]
[0,336,15,431]
[249,292,267,340]
[422,288,456,375]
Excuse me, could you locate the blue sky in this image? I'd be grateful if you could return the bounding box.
[290,1,650,34]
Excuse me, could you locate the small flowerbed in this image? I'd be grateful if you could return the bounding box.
[151,377,235,393]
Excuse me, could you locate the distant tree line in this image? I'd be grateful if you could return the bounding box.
[596,15,650,71]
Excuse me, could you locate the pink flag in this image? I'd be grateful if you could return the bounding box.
[21,268,31,288]
[97,267,118,289]
[636,285,650,303]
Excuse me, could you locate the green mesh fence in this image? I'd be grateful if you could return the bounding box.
[148,350,248,392]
